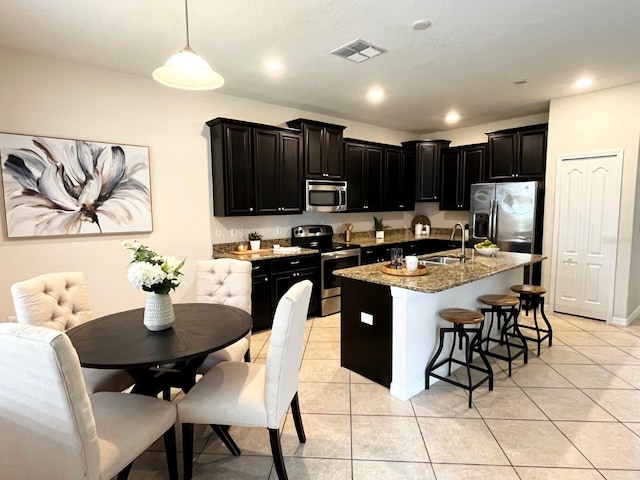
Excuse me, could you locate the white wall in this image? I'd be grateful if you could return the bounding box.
[0,48,420,322]
[544,83,640,323]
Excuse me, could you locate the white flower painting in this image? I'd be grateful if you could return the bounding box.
[0,133,152,238]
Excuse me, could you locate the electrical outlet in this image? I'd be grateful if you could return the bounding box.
[215,229,222,238]
[230,228,238,238]
[360,312,373,326]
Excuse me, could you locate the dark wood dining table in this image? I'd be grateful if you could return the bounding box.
[67,303,252,396]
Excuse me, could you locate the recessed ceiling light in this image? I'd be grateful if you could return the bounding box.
[265,59,283,72]
[366,87,385,104]
[575,77,593,88]
[412,19,432,31]
[445,111,460,124]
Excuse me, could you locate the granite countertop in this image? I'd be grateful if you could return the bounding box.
[334,250,546,294]
[213,247,319,261]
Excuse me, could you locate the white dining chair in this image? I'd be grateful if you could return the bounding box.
[10,271,134,393]
[196,258,252,371]
[0,322,178,480]
[178,279,313,480]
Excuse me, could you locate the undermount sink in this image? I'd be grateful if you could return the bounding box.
[421,256,461,266]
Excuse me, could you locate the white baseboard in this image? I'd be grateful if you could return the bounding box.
[612,303,640,327]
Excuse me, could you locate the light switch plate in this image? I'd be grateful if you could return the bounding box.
[360,312,373,326]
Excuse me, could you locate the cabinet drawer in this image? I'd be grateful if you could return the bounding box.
[271,254,319,273]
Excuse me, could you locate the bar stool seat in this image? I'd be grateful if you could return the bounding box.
[477,294,528,376]
[510,284,553,355]
[425,308,493,408]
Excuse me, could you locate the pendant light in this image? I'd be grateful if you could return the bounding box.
[152,0,224,90]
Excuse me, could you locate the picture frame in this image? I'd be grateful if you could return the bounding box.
[0,132,152,238]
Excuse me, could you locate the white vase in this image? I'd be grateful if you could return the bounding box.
[250,240,261,250]
[143,293,175,331]
[375,230,384,240]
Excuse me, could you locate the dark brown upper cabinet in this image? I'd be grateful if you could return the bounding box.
[383,146,415,211]
[344,139,384,212]
[286,118,346,179]
[208,118,302,217]
[486,124,548,181]
[440,143,486,211]
[402,140,451,202]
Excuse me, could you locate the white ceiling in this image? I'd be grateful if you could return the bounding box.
[1,0,639,134]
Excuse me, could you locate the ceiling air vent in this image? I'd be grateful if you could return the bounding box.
[331,39,386,63]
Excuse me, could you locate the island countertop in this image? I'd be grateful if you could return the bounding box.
[334,250,546,294]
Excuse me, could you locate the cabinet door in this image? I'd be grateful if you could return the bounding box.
[460,145,485,210]
[518,127,547,179]
[415,143,440,201]
[439,149,461,210]
[279,131,304,213]
[365,145,384,211]
[325,126,344,179]
[254,128,280,215]
[487,133,516,180]
[303,124,325,178]
[223,124,255,215]
[251,272,272,331]
[272,268,318,316]
[400,150,416,210]
[344,142,366,211]
[383,148,404,210]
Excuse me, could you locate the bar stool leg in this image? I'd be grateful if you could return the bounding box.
[470,328,493,391]
[539,297,553,347]
[425,327,450,389]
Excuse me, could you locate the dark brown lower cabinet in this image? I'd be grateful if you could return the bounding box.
[341,278,392,387]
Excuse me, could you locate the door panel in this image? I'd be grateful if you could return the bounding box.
[554,152,623,321]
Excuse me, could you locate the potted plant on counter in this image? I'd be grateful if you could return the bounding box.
[373,216,388,240]
[247,231,263,250]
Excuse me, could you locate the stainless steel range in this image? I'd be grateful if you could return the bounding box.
[291,225,361,316]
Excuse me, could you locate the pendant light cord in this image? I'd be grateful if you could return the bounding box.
[184,0,190,47]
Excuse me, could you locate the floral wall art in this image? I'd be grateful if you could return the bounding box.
[0,133,152,238]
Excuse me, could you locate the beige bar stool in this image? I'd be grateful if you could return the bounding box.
[425,308,493,408]
[510,284,553,356]
[478,294,528,376]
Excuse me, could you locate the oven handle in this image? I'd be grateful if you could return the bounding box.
[320,249,361,260]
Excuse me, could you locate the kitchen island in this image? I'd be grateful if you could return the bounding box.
[334,250,545,400]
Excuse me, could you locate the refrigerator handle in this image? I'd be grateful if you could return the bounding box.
[490,200,498,242]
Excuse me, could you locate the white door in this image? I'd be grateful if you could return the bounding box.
[553,151,623,320]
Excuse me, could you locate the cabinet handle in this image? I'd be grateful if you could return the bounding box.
[434,196,438,199]
[364,205,368,209]
[252,265,261,271]
[290,260,300,265]
[249,207,254,211]
[399,204,404,208]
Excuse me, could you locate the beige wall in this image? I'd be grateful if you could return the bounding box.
[0,48,419,321]
[544,83,640,324]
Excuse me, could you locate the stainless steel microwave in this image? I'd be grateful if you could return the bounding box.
[305,180,347,212]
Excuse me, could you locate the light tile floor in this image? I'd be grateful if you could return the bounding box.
[130,311,640,479]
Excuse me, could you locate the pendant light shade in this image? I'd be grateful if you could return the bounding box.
[153,0,224,90]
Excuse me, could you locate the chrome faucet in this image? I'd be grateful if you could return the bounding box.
[450,222,466,263]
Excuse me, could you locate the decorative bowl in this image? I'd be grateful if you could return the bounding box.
[236,243,248,252]
[475,246,500,257]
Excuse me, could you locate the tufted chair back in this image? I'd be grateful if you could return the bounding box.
[11,272,94,332]
[196,259,252,314]
[0,322,101,479]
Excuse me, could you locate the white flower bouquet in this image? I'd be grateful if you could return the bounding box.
[122,241,184,295]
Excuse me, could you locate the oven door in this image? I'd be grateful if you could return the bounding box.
[321,249,361,298]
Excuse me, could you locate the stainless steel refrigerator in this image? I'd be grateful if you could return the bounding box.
[470,181,543,282]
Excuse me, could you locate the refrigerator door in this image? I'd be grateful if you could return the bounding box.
[470,183,496,244]
[494,181,538,253]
